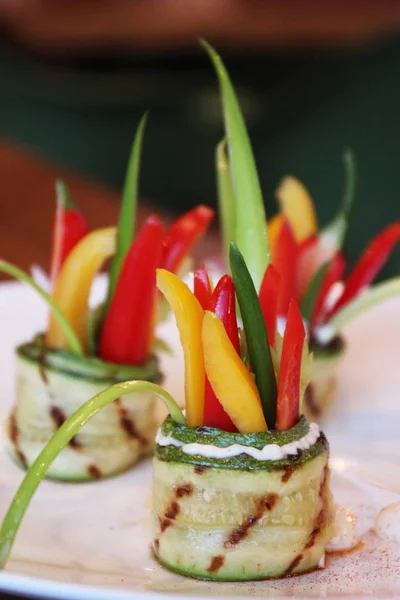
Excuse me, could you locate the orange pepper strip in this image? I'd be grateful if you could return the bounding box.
[276,176,317,243]
[156,269,205,426]
[46,227,116,352]
[267,213,284,256]
[202,311,268,433]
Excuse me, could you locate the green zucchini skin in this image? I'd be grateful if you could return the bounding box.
[152,423,333,580]
[6,341,163,481]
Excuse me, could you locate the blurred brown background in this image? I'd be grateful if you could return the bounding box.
[0,0,399,276]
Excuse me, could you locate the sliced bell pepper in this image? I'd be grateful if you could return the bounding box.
[328,221,400,317]
[276,176,317,243]
[267,213,284,257]
[258,264,280,347]
[46,227,116,352]
[276,299,306,431]
[203,275,239,432]
[98,216,163,366]
[156,269,205,427]
[272,219,298,316]
[193,265,213,310]
[202,311,268,433]
[160,205,214,274]
[310,252,346,329]
[49,181,89,286]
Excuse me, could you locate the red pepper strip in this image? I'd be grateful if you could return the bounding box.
[49,182,89,285]
[193,265,212,310]
[160,205,214,273]
[98,215,163,365]
[258,264,280,347]
[328,221,400,318]
[310,252,346,329]
[272,219,298,316]
[203,275,239,432]
[276,299,306,431]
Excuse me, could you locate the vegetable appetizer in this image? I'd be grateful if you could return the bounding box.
[1,116,213,480]
[214,45,400,417]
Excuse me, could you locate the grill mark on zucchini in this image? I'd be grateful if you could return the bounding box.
[281,465,295,483]
[49,406,82,449]
[283,553,304,577]
[208,555,225,573]
[88,464,102,479]
[160,500,180,532]
[224,493,278,548]
[305,462,329,550]
[38,350,49,385]
[194,465,209,475]
[8,411,28,468]
[115,398,148,446]
[176,484,193,497]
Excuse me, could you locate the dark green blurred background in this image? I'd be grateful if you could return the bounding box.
[0,36,399,276]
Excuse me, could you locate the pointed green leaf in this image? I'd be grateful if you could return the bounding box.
[0,260,83,356]
[229,244,277,427]
[300,261,331,323]
[0,380,184,570]
[320,148,357,251]
[202,40,269,291]
[55,180,75,210]
[106,112,148,308]
[216,139,236,266]
[321,276,400,339]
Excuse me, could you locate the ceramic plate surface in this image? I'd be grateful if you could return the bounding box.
[0,279,400,599]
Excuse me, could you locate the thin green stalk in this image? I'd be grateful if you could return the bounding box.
[202,40,270,292]
[0,260,83,356]
[300,261,330,324]
[0,380,184,569]
[55,180,75,210]
[229,244,277,427]
[106,112,148,308]
[324,277,400,336]
[321,148,357,251]
[216,139,235,266]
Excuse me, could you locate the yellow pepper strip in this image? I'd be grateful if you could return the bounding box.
[202,311,268,433]
[46,227,116,352]
[156,269,205,426]
[267,213,284,256]
[275,176,318,243]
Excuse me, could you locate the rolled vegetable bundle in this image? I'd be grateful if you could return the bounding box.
[3,116,213,481]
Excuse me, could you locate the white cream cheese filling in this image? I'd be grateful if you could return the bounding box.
[155,422,320,461]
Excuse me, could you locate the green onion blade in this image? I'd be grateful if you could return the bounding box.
[0,380,184,570]
[216,139,236,267]
[320,148,357,251]
[229,243,277,427]
[202,40,270,291]
[300,261,331,324]
[0,260,83,356]
[106,112,149,309]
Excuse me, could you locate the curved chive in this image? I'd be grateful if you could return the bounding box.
[322,276,400,337]
[202,40,270,292]
[216,139,235,266]
[321,148,357,251]
[106,112,149,308]
[300,261,330,324]
[55,179,75,210]
[229,244,277,427]
[0,260,84,356]
[0,380,184,569]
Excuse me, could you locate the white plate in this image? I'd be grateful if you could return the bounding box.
[0,280,400,600]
